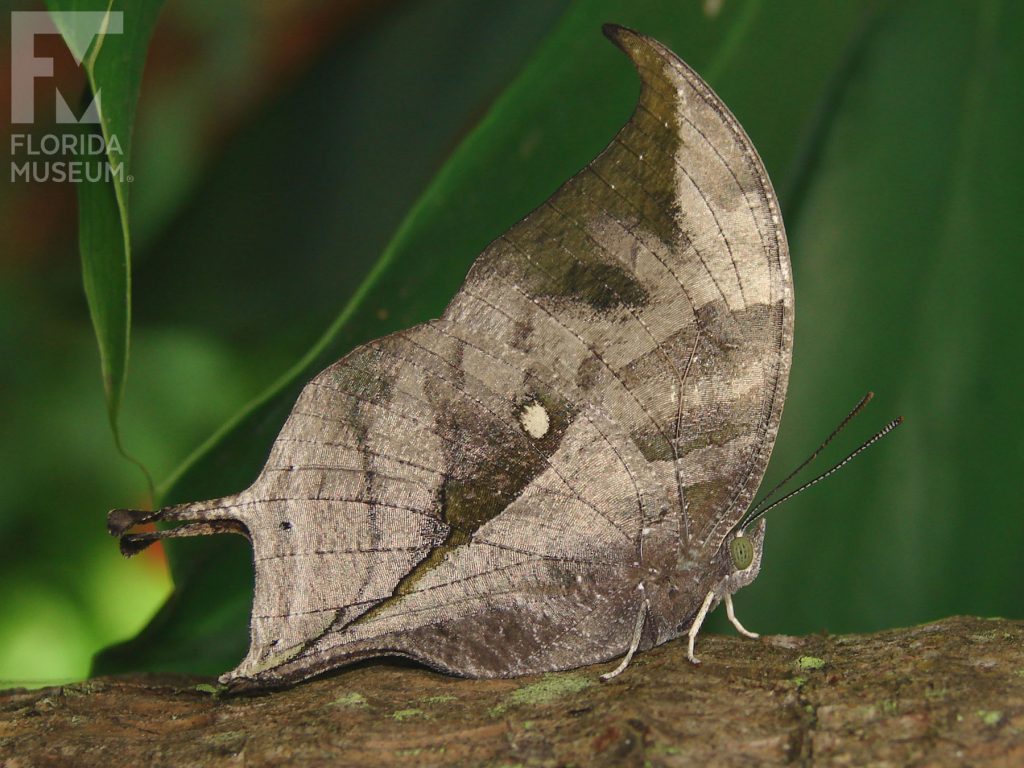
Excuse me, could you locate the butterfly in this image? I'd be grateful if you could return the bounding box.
[110,24,796,690]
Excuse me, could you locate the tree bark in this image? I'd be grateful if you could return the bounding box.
[2,616,1022,766]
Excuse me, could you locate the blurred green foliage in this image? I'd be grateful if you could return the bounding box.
[2,0,1021,684]
[45,0,164,468]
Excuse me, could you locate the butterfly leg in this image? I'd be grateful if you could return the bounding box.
[686,589,716,664]
[724,593,759,638]
[601,591,650,681]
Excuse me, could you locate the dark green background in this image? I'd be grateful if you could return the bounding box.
[2,0,1020,683]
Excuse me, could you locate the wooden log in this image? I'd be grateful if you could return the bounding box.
[2,616,1022,766]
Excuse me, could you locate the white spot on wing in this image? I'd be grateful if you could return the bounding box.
[519,401,550,439]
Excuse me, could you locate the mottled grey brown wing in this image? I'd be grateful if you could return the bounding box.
[110,24,792,687]
[445,26,792,553]
[224,318,667,685]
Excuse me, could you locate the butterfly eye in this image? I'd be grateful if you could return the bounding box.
[730,535,754,570]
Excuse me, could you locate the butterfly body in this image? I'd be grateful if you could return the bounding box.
[111,24,792,690]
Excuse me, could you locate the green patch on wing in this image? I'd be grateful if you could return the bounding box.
[674,415,750,457]
[633,429,676,462]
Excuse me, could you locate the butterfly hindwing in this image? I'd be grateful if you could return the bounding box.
[224,318,663,684]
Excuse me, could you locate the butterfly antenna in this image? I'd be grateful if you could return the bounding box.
[747,391,875,517]
[738,416,903,532]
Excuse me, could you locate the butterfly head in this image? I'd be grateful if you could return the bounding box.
[718,517,766,595]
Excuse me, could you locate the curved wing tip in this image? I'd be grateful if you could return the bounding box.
[602,22,640,48]
[602,23,674,69]
[601,22,626,39]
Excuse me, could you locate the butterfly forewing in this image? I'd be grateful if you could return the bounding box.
[449,27,791,550]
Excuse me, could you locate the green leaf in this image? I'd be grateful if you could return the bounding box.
[96,0,876,676]
[46,0,164,485]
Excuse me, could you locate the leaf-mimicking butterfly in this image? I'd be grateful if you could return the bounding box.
[111,24,798,690]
